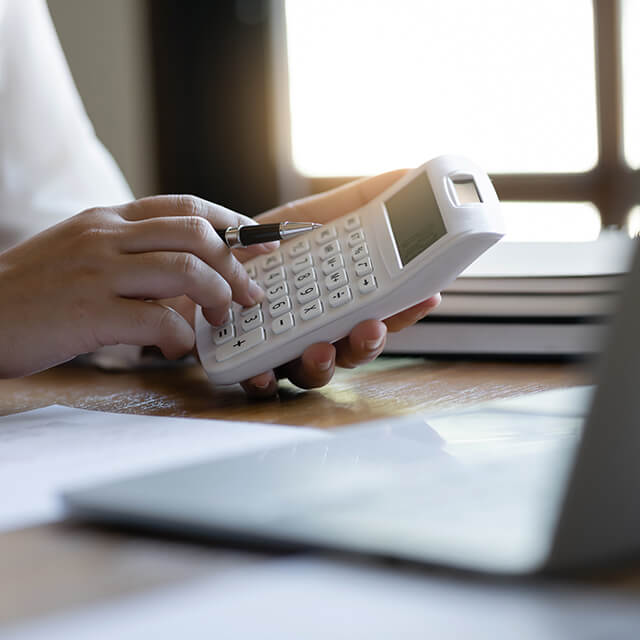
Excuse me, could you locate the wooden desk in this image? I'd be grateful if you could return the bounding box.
[0,356,604,626]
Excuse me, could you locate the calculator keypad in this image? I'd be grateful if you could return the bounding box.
[322,254,344,275]
[351,243,369,261]
[325,269,348,291]
[261,253,283,271]
[320,240,341,261]
[358,275,378,295]
[213,323,235,345]
[272,312,294,334]
[216,327,266,361]
[316,226,337,245]
[344,214,360,232]
[291,254,313,274]
[354,257,373,277]
[240,310,263,332]
[214,215,378,362]
[300,299,323,321]
[347,230,365,247]
[264,267,286,286]
[328,285,352,308]
[294,268,317,288]
[266,282,288,301]
[296,283,320,304]
[269,296,292,318]
[288,239,310,258]
[246,264,258,280]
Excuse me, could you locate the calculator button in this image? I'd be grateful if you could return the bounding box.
[240,303,261,317]
[325,269,348,291]
[358,275,378,295]
[351,242,369,261]
[272,312,294,335]
[246,264,258,280]
[322,254,344,275]
[315,226,337,245]
[328,285,352,308]
[300,299,323,321]
[269,296,292,318]
[294,268,317,288]
[344,214,361,232]
[215,327,266,362]
[240,310,264,332]
[288,239,310,258]
[266,281,289,301]
[263,266,286,286]
[213,323,235,345]
[260,252,284,272]
[354,257,373,277]
[291,254,313,274]
[296,283,320,304]
[319,240,341,261]
[347,230,365,247]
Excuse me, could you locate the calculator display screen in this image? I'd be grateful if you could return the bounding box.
[384,172,447,266]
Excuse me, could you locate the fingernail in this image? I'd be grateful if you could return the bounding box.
[316,359,333,371]
[364,336,385,351]
[211,309,231,326]
[252,373,272,390]
[248,279,265,303]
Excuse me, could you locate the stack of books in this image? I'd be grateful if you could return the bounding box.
[384,231,636,357]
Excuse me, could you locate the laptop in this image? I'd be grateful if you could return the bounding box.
[63,240,640,575]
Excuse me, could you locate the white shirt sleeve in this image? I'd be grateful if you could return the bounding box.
[0,0,133,252]
[0,0,142,368]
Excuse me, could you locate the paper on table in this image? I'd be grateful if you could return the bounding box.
[5,556,640,639]
[0,405,327,532]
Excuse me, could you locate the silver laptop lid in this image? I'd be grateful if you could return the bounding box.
[548,239,640,570]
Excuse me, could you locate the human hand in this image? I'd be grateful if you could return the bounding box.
[0,195,275,378]
[239,170,441,397]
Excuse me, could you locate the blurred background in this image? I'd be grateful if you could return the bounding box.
[48,0,640,241]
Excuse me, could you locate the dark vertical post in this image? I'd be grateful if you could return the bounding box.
[592,0,629,226]
[148,0,279,216]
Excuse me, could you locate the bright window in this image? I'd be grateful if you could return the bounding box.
[285,0,598,177]
[623,0,640,169]
[627,206,640,237]
[500,202,600,242]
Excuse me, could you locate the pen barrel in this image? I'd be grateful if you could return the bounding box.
[238,223,281,246]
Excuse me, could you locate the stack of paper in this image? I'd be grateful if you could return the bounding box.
[0,405,327,532]
[385,231,636,357]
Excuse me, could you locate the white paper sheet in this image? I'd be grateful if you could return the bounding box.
[0,405,327,532]
[5,557,640,639]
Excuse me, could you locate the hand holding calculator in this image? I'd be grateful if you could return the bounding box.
[196,156,504,385]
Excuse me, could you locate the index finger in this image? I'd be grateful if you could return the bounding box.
[256,169,408,225]
[120,194,257,232]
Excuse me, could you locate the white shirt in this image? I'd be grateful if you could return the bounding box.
[0,0,140,366]
[0,0,132,252]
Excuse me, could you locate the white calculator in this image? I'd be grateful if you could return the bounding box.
[196,155,504,385]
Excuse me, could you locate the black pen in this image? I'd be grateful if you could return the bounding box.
[215,221,322,248]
